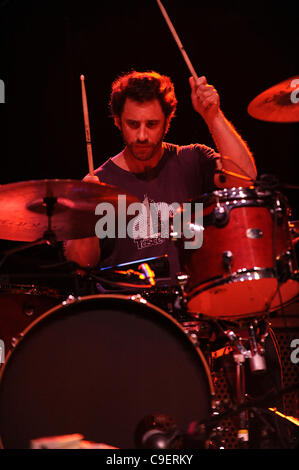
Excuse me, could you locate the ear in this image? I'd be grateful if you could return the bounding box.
[114,116,121,130]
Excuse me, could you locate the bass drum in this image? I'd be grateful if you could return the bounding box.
[0,294,214,449]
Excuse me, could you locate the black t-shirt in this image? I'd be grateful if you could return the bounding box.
[94,142,219,283]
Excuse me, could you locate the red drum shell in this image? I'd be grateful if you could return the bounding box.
[180,188,299,319]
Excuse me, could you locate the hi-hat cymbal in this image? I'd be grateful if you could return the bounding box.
[248,76,299,122]
[0,179,140,242]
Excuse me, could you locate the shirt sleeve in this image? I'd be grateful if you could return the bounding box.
[178,144,219,200]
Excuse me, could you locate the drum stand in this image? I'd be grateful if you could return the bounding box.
[0,196,59,269]
[216,318,269,448]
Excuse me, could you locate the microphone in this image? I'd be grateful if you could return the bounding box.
[134,414,183,449]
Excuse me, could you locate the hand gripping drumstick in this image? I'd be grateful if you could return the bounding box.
[156,0,199,81]
[80,74,94,176]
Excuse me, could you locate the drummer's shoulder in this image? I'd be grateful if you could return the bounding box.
[165,142,216,157]
[92,157,116,179]
[171,143,219,165]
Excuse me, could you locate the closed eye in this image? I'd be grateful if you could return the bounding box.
[126,120,139,129]
[146,120,160,128]
[126,120,161,129]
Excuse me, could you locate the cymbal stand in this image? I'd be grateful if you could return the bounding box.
[41,196,58,244]
[0,196,59,268]
[234,352,249,446]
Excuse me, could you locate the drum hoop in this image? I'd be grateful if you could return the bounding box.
[197,187,290,207]
[186,269,299,318]
[200,199,279,229]
[186,267,277,295]
[186,265,299,295]
[0,293,215,398]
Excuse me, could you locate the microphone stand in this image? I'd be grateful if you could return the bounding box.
[188,382,299,449]
[212,317,270,447]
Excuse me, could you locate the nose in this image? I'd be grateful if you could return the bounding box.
[136,123,148,142]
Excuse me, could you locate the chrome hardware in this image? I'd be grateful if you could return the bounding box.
[222,250,233,270]
[23,304,35,317]
[130,294,147,304]
[176,272,190,286]
[246,228,263,239]
[213,205,229,226]
[62,295,77,306]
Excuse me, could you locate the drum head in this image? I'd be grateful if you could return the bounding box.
[0,295,213,449]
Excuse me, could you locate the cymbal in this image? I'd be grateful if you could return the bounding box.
[248,76,299,122]
[0,179,140,242]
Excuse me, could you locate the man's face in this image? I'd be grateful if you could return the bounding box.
[115,98,169,162]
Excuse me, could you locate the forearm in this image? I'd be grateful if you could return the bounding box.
[189,76,257,185]
[64,237,101,268]
[207,110,257,181]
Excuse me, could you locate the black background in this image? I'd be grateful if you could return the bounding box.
[0,0,298,257]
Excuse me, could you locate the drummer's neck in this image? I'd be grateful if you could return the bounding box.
[111,144,165,174]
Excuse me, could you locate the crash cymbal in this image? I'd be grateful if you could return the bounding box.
[0,179,139,242]
[248,76,299,122]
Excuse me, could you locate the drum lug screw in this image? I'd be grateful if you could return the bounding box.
[213,205,229,226]
[246,228,263,239]
[62,295,77,306]
[176,272,190,286]
[222,251,233,270]
[130,294,147,304]
[23,305,35,317]
[11,333,23,348]
[188,332,199,346]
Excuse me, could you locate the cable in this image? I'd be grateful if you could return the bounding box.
[216,168,254,182]
[218,155,256,183]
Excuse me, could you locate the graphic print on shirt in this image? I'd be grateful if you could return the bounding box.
[132,194,179,250]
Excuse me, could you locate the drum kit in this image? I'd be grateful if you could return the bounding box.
[0,75,298,450]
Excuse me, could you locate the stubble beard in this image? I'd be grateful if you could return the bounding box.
[121,122,167,163]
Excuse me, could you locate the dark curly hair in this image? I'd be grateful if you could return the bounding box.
[109,70,177,121]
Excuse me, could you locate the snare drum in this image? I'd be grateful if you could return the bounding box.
[180,187,299,319]
[0,294,215,449]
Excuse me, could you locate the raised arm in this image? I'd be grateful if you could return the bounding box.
[189,76,257,188]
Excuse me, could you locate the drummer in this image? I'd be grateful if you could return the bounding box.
[64,70,257,281]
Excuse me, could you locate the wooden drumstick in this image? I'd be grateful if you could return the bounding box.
[80,74,94,176]
[156,0,199,81]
